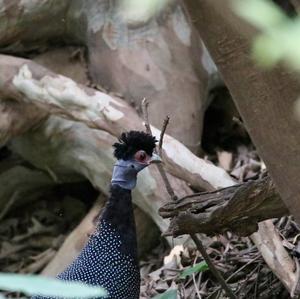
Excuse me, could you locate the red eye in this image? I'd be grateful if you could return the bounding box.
[135,150,147,162]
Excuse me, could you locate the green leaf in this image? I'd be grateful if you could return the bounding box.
[233,0,287,30]
[252,34,284,67]
[152,289,177,299]
[0,273,107,298]
[179,261,209,279]
[233,0,300,71]
[119,0,170,23]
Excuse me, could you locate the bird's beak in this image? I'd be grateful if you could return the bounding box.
[149,153,162,164]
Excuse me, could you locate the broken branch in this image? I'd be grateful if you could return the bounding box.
[160,176,288,236]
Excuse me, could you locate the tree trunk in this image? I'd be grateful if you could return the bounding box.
[184,0,300,225]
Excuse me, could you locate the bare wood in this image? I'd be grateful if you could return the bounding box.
[160,176,288,237]
[0,0,211,153]
[158,116,170,157]
[251,220,297,295]
[141,98,153,136]
[142,99,177,200]
[0,1,70,54]
[9,116,191,234]
[0,54,235,192]
[0,100,47,147]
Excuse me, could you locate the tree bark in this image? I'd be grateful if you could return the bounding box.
[0,54,234,192]
[183,1,300,294]
[0,0,214,153]
[0,1,70,53]
[184,0,300,225]
[160,176,288,237]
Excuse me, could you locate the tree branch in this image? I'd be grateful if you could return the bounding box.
[160,176,288,237]
[0,54,235,192]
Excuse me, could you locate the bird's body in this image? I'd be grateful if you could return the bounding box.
[57,184,140,298]
[32,131,159,299]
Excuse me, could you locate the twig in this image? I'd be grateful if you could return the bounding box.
[141,99,176,200]
[157,166,177,200]
[237,262,261,297]
[291,257,300,298]
[226,254,260,283]
[254,263,260,299]
[191,234,237,299]
[159,116,169,156]
[141,98,153,136]
[0,191,19,222]
[192,254,202,299]
[141,99,236,299]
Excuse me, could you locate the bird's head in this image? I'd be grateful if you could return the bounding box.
[111,131,161,190]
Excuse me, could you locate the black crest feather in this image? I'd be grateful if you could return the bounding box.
[113,131,157,160]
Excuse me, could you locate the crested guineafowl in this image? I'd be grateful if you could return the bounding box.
[32,131,161,299]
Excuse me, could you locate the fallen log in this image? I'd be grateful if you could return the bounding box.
[0,54,234,191]
[9,116,191,233]
[160,175,288,237]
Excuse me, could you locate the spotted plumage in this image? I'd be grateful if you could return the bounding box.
[32,131,159,299]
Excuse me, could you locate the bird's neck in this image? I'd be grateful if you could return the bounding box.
[111,160,138,190]
[100,184,138,259]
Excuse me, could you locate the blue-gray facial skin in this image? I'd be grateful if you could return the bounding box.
[111,153,161,190]
[111,159,149,190]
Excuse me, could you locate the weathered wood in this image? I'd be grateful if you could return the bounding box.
[160,176,288,236]
[251,220,297,295]
[0,0,213,153]
[0,1,70,54]
[9,116,191,233]
[0,54,234,191]
[0,100,47,147]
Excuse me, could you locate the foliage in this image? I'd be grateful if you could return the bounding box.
[179,261,209,279]
[119,0,172,23]
[0,273,106,298]
[233,0,300,70]
[152,289,177,299]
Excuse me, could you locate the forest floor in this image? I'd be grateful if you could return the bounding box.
[0,105,296,299]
